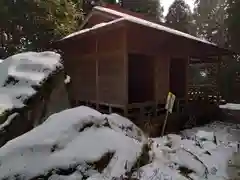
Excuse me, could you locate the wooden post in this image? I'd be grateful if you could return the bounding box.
[154,57,158,117]
[161,111,169,136]
[96,35,99,110]
[123,25,128,117]
[217,55,221,104]
[162,92,175,136]
[186,56,190,103]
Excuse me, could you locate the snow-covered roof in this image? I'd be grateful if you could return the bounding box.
[0,52,62,114]
[61,18,124,41]
[94,6,216,45]
[219,103,240,110]
[62,6,216,47]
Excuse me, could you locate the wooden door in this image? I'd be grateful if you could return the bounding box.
[128,54,154,103]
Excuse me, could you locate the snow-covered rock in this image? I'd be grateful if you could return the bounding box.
[106,113,146,142]
[0,51,62,113]
[0,51,70,147]
[0,106,143,179]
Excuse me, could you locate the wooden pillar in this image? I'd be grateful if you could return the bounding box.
[154,57,158,117]
[186,56,190,103]
[96,35,99,110]
[217,55,221,104]
[123,26,128,117]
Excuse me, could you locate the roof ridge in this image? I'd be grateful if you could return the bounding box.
[93,6,216,46]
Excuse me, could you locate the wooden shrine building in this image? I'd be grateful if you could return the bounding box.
[56,5,232,118]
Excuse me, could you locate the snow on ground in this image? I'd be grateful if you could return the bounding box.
[0,105,239,180]
[106,113,146,142]
[136,121,240,180]
[0,106,143,179]
[0,52,62,114]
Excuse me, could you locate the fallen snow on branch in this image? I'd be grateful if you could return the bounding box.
[0,113,19,131]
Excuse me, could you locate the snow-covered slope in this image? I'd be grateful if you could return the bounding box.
[0,51,62,114]
[0,106,145,179]
[0,106,239,180]
[138,122,240,180]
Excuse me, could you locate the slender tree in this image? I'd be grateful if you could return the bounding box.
[222,0,240,102]
[193,0,228,46]
[193,0,240,102]
[226,0,240,52]
[165,0,194,34]
[120,0,164,22]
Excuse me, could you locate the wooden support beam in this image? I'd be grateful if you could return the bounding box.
[96,36,99,110]
[186,56,190,103]
[216,55,222,104]
[123,26,128,117]
[154,57,158,117]
[189,56,219,64]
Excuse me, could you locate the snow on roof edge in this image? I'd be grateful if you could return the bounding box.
[61,18,125,41]
[219,103,240,110]
[94,6,216,46]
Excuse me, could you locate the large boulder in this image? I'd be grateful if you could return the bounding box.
[0,51,70,147]
[0,106,145,180]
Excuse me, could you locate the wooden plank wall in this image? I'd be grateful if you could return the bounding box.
[126,22,191,104]
[127,23,165,56]
[63,35,97,102]
[155,54,170,104]
[63,22,196,107]
[97,28,126,105]
[98,51,125,105]
[75,56,97,101]
[62,27,127,106]
[126,23,171,104]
